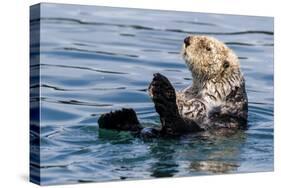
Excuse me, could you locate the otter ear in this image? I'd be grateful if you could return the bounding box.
[223,60,230,69]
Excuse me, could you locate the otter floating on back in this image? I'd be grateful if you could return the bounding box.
[98,36,248,137]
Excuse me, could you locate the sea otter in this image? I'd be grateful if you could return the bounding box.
[98,35,248,137]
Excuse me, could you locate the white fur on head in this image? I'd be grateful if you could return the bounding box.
[182,35,240,83]
[181,35,243,104]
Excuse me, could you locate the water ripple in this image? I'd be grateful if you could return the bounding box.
[33,17,273,36]
[38,64,128,75]
[62,47,139,58]
[42,98,112,107]
[41,84,126,92]
[225,42,273,47]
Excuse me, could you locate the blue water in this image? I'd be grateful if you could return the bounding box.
[33,3,273,185]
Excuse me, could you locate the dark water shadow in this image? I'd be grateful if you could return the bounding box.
[148,140,179,178]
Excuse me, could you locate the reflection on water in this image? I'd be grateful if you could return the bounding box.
[189,161,239,173]
[31,3,274,185]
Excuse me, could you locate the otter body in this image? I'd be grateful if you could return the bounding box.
[98,36,248,137]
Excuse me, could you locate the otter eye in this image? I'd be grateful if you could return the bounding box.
[206,47,212,51]
[223,60,230,69]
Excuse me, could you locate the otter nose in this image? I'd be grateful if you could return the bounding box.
[184,36,191,47]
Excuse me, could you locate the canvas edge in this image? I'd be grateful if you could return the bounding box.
[29,3,41,185]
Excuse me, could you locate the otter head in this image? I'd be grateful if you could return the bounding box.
[182,35,240,82]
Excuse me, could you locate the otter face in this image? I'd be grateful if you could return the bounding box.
[182,35,239,80]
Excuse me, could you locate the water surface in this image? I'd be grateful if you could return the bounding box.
[32,3,274,185]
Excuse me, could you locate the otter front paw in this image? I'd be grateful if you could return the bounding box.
[148,73,176,101]
[148,73,178,118]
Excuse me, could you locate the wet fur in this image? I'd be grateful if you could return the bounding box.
[98,36,248,136]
